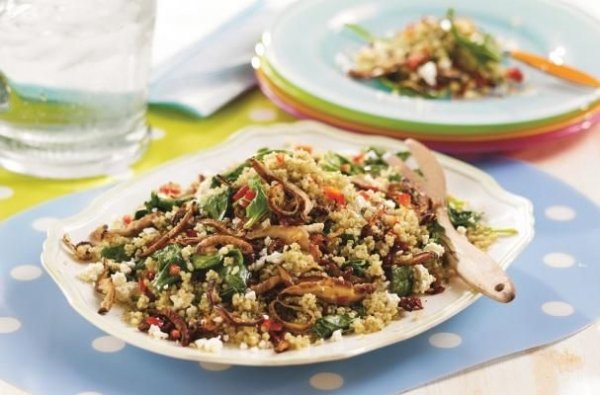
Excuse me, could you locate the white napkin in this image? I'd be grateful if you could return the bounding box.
[149,0,287,117]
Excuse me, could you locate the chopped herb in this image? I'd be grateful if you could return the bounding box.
[191,253,222,270]
[152,245,185,290]
[144,191,191,213]
[321,151,363,175]
[362,146,389,176]
[100,245,130,262]
[379,78,447,99]
[244,178,269,229]
[344,23,378,43]
[388,174,403,182]
[447,8,502,65]
[427,220,446,244]
[133,259,146,271]
[340,233,358,245]
[134,208,149,220]
[351,303,367,317]
[211,163,247,187]
[395,151,411,161]
[201,187,231,220]
[343,259,368,277]
[254,147,289,160]
[447,200,481,229]
[211,148,289,188]
[313,314,355,338]
[389,266,414,296]
[219,249,248,300]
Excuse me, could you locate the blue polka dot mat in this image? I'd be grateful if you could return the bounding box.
[1,158,599,395]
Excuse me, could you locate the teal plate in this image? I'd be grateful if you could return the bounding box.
[263,0,600,132]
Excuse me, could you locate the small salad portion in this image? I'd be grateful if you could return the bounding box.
[346,9,523,99]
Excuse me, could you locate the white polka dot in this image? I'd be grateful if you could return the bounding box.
[0,317,21,334]
[0,186,14,199]
[91,336,125,353]
[542,301,574,317]
[581,121,592,130]
[249,108,276,122]
[543,253,575,268]
[32,217,59,232]
[76,392,102,395]
[309,372,344,391]
[199,362,232,371]
[10,265,43,281]
[428,332,462,348]
[150,127,166,140]
[545,206,576,221]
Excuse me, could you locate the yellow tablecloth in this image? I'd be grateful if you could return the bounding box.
[0,90,293,221]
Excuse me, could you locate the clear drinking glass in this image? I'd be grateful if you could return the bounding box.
[0,0,156,178]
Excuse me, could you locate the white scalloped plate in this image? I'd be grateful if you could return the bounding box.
[41,121,534,366]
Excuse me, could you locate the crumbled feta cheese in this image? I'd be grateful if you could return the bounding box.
[148,324,168,340]
[412,264,436,294]
[384,199,396,209]
[457,226,467,235]
[115,281,138,301]
[111,272,127,286]
[266,251,283,264]
[355,195,369,209]
[417,61,438,86]
[244,290,257,301]
[330,329,343,342]
[424,242,445,256]
[259,247,268,258]
[119,263,132,274]
[141,227,158,235]
[195,337,223,353]
[197,175,213,197]
[181,245,194,259]
[77,262,105,283]
[386,291,401,306]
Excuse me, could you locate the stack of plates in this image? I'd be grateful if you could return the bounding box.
[254,0,600,153]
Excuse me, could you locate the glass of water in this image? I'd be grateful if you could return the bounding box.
[0,0,156,179]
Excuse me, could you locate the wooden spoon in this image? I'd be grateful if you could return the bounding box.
[391,139,516,303]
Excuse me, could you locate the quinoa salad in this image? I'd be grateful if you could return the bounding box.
[63,145,512,353]
[346,9,524,99]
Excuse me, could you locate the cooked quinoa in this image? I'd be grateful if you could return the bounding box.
[64,145,506,353]
[347,9,523,99]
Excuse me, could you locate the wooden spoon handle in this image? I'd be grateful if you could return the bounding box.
[510,50,600,88]
[439,214,516,303]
